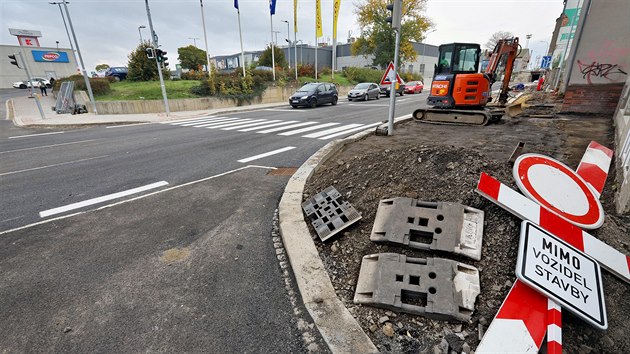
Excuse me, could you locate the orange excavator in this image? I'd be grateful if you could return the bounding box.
[413,37,520,125]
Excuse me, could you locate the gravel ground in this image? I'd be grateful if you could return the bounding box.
[303,110,630,353]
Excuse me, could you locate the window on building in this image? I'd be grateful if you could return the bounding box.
[420,64,425,75]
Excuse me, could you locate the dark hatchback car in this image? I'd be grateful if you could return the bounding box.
[380,82,405,97]
[105,67,128,81]
[289,82,338,108]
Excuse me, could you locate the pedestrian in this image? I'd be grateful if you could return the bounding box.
[39,80,47,96]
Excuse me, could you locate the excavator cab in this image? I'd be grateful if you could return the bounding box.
[428,43,489,109]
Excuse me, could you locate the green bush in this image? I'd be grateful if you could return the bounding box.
[342,67,383,84]
[297,64,315,78]
[181,70,208,80]
[320,67,332,76]
[251,69,274,82]
[53,75,111,96]
[401,72,424,82]
[190,67,267,105]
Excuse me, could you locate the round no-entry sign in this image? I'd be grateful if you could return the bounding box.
[513,153,604,229]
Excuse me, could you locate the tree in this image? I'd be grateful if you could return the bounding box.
[177,45,207,71]
[485,31,514,50]
[127,42,168,81]
[95,64,110,71]
[352,0,432,69]
[258,44,287,68]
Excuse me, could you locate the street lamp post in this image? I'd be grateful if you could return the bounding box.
[420,29,436,77]
[56,41,59,50]
[138,25,146,44]
[199,0,212,76]
[49,2,79,71]
[282,20,290,69]
[188,37,200,47]
[272,31,281,46]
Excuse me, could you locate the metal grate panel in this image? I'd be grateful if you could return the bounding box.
[370,198,484,260]
[354,253,480,322]
[302,186,361,241]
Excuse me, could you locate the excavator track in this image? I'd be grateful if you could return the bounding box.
[413,108,501,126]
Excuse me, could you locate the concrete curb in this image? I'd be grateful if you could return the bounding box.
[278,114,412,354]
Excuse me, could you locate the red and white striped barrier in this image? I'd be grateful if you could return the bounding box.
[547,300,562,354]
[576,141,614,197]
[476,172,630,283]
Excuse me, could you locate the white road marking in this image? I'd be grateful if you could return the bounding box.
[0,155,109,177]
[161,116,216,124]
[192,118,243,127]
[257,121,317,133]
[0,139,98,154]
[264,108,306,113]
[179,117,232,126]
[302,124,364,138]
[105,122,153,129]
[0,165,273,236]
[205,119,266,129]
[348,103,389,107]
[318,122,381,139]
[278,123,340,136]
[39,181,169,218]
[9,131,64,139]
[222,120,279,130]
[237,120,298,132]
[237,146,296,163]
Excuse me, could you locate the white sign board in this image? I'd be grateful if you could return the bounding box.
[516,221,607,329]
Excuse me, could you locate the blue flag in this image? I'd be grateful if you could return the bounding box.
[269,0,277,15]
[234,0,238,9]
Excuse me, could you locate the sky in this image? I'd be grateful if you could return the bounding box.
[1,0,564,72]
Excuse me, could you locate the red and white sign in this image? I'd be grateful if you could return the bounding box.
[17,36,40,47]
[576,141,614,197]
[513,153,604,229]
[380,62,403,86]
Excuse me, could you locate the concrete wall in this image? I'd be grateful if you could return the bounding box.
[614,75,630,214]
[562,0,630,114]
[0,45,78,88]
[79,85,355,115]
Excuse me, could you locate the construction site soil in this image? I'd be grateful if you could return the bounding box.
[303,106,630,353]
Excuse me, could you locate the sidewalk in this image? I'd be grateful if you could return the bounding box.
[8,93,288,127]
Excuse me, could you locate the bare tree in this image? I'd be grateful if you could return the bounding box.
[485,31,514,50]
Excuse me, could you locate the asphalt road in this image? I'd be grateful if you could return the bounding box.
[0,91,429,352]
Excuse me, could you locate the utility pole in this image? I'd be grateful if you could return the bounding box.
[61,0,97,113]
[145,0,170,116]
[49,2,79,72]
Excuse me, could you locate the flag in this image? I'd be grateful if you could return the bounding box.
[234,0,238,9]
[333,0,340,40]
[270,0,277,15]
[315,0,322,38]
[294,0,298,33]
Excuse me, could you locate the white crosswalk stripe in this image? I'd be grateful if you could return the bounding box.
[162,116,377,140]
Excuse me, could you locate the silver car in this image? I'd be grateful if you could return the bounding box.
[347,82,380,101]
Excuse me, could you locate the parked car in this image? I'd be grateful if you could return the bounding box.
[104,67,128,81]
[404,81,424,94]
[347,82,380,101]
[289,82,338,108]
[12,77,51,89]
[380,82,405,97]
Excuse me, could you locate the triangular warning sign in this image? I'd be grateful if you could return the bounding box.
[380,62,403,85]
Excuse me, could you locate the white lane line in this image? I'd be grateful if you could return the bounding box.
[0,165,273,236]
[9,131,64,139]
[237,120,297,132]
[161,116,216,124]
[0,155,109,177]
[205,119,266,129]
[318,122,381,139]
[264,108,306,113]
[192,118,244,128]
[179,117,233,126]
[278,123,339,136]
[39,181,169,218]
[106,122,153,129]
[348,103,389,107]
[0,139,98,154]
[237,146,296,163]
[257,121,317,133]
[302,124,364,138]
[222,120,279,130]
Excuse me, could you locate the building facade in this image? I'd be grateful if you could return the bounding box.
[1,45,78,88]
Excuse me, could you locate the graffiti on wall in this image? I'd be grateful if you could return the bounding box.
[577,60,627,85]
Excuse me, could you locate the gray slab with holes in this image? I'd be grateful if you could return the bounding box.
[370,198,484,260]
[302,186,361,241]
[354,253,480,322]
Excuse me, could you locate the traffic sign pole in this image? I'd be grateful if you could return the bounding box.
[387,28,401,136]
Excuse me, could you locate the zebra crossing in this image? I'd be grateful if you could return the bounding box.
[161,116,380,140]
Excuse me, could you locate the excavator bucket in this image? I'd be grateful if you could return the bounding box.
[505,94,530,117]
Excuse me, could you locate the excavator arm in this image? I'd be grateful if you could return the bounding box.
[485,37,520,105]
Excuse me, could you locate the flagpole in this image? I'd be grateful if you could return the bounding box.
[271,13,276,81]
[294,0,298,81]
[315,36,318,80]
[237,8,246,76]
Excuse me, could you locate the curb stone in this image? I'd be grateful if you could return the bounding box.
[278,114,412,353]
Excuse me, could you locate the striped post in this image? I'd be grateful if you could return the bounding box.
[576,141,614,197]
[547,300,562,354]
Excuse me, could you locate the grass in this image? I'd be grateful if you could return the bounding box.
[96,80,202,101]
